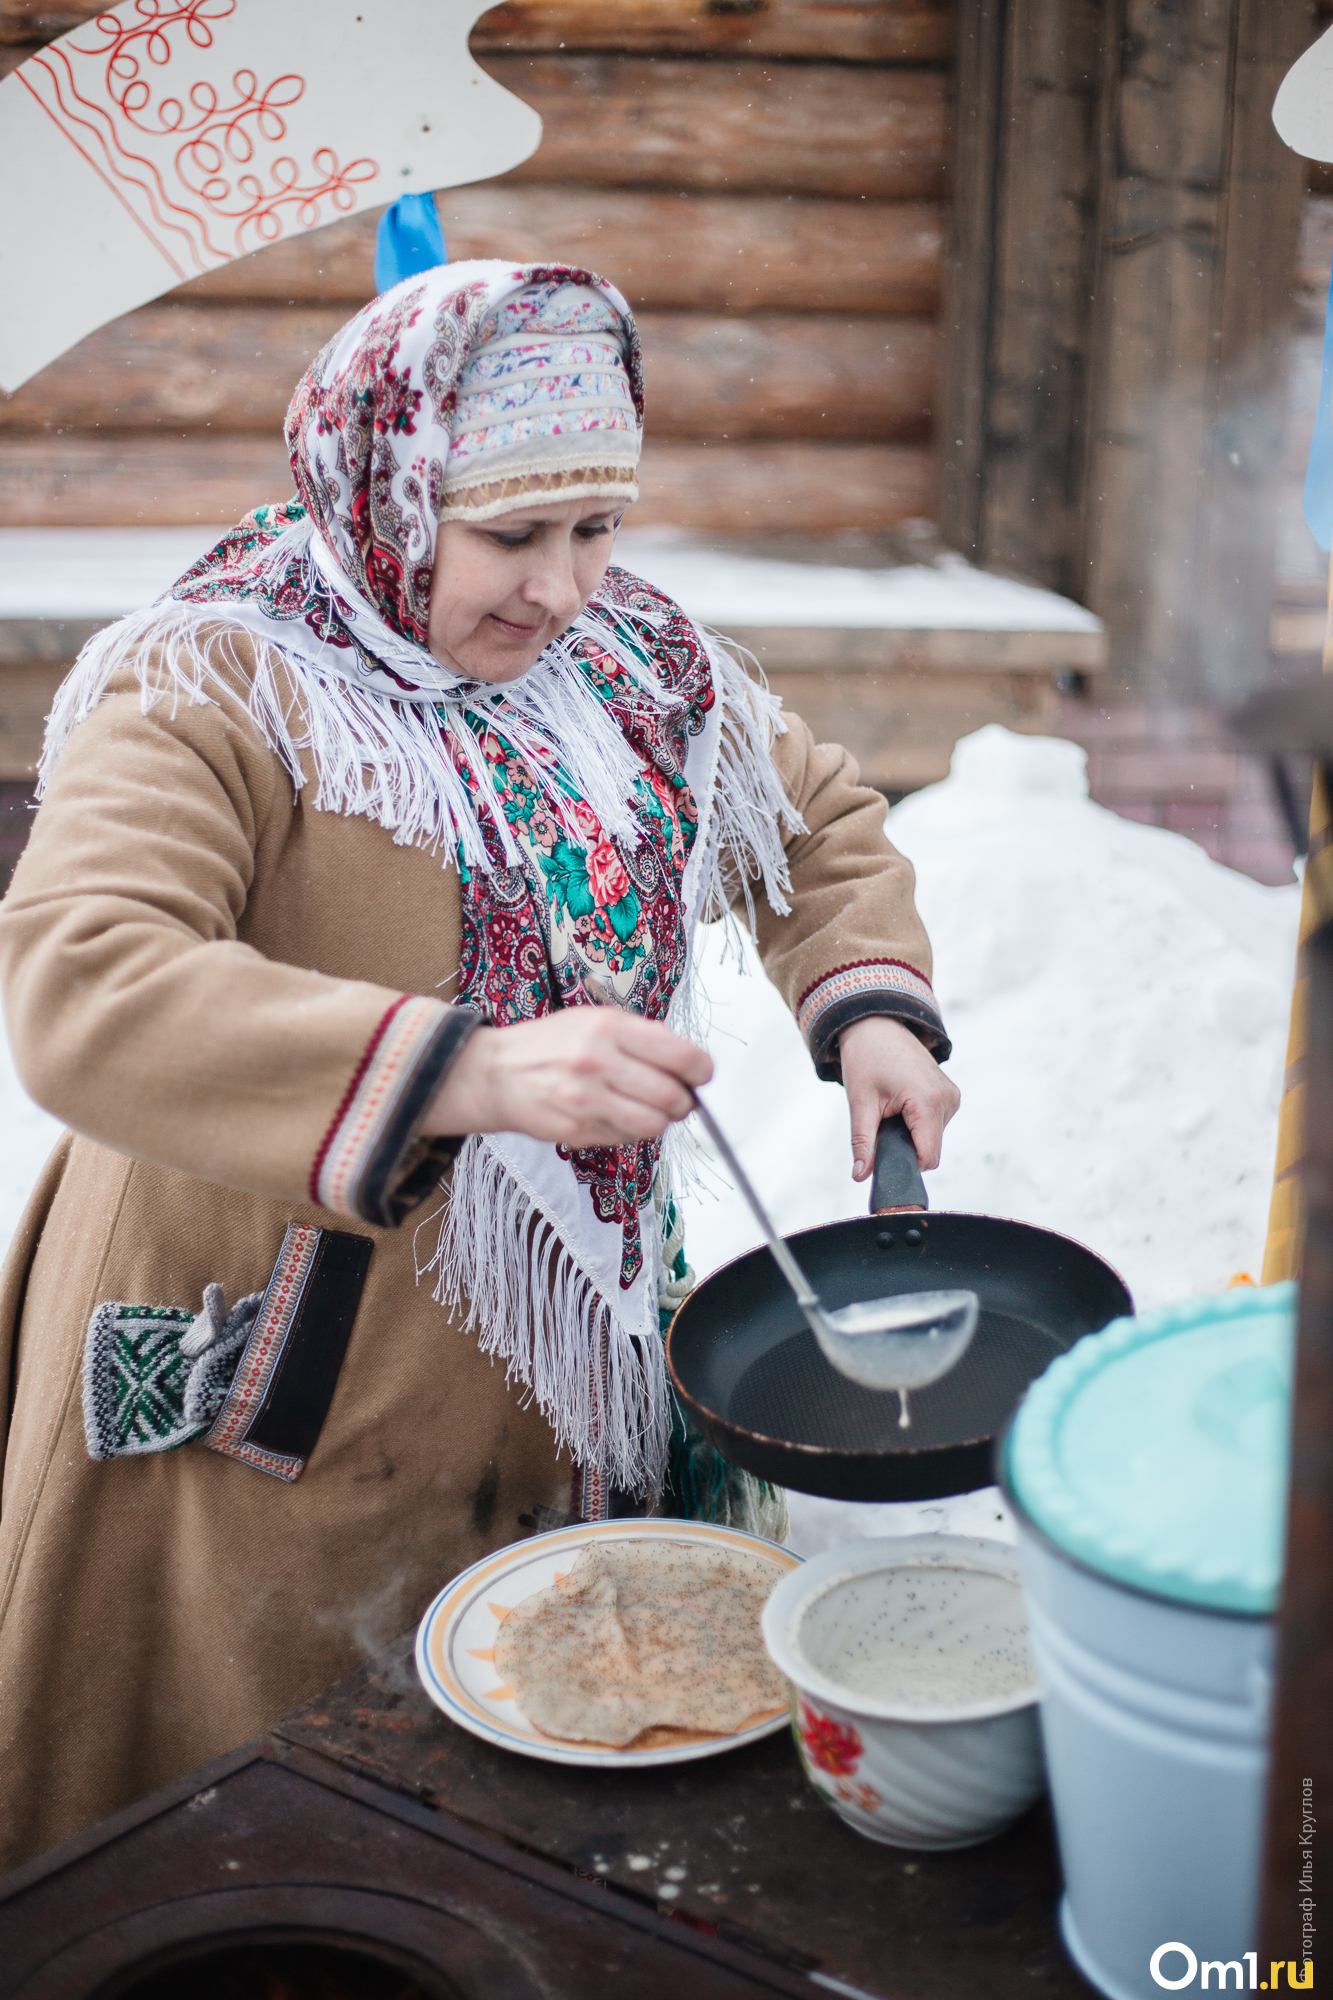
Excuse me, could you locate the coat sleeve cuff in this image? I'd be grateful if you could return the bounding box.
[309,996,485,1227]
[796,959,951,1082]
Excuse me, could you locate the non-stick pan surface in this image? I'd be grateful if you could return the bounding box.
[667,1129,1131,1500]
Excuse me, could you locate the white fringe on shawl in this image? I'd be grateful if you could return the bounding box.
[41,585,697,878]
[38,584,800,1498]
[421,1140,672,1493]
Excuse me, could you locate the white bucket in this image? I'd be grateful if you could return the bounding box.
[1012,1509,1273,2000]
[1001,1282,1294,1999]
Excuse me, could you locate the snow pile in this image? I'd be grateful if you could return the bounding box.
[0,725,1300,1552]
[681,725,1297,1311]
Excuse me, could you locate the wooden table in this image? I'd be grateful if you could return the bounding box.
[271,1628,1092,2000]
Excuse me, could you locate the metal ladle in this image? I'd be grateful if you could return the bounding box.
[691,1093,978,1428]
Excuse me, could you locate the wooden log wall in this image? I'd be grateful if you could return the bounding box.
[0,0,954,537]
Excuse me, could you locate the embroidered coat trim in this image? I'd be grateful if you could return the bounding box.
[310,996,482,1226]
[796,957,950,1079]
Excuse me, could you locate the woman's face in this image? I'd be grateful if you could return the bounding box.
[427,495,623,684]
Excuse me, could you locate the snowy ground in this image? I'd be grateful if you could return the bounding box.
[0,725,1299,1554]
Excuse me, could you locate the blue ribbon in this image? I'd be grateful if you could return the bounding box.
[374,193,448,294]
[1305,263,1333,553]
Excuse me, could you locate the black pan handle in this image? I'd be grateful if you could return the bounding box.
[871,1115,928,1215]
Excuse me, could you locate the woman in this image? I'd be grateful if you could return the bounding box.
[0,261,957,1868]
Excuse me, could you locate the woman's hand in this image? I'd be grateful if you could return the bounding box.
[421,1009,713,1148]
[838,1015,960,1182]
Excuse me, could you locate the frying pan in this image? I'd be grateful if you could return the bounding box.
[666,1116,1131,1502]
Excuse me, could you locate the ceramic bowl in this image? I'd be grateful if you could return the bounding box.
[761,1534,1045,1851]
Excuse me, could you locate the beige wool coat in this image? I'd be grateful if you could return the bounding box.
[0,624,943,1871]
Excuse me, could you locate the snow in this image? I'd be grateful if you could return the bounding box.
[0,528,216,620]
[0,725,1299,1558]
[0,1030,60,1264]
[616,527,1105,633]
[0,525,1104,635]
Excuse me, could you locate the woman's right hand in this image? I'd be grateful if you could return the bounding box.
[420,1009,713,1149]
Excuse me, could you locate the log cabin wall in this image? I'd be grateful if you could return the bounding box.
[0,0,1318,886]
[0,0,955,540]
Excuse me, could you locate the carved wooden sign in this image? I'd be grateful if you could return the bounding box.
[0,0,541,392]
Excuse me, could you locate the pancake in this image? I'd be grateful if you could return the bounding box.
[494,1539,787,1748]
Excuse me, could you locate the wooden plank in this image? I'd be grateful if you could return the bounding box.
[173,213,380,307]
[938,0,1105,591]
[0,0,953,63]
[0,40,947,198]
[0,3,99,40]
[752,664,1063,788]
[412,188,945,316]
[938,0,1307,701]
[972,0,1101,595]
[0,305,346,433]
[470,0,954,62]
[0,435,295,528]
[177,188,944,317]
[1081,0,1237,693]
[0,618,101,664]
[635,439,935,530]
[0,434,932,533]
[478,54,948,198]
[1259,912,1333,1977]
[642,313,934,438]
[0,1742,819,1999]
[1191,0,1310,696]
[0,659,65,779]
[0,305,934,439]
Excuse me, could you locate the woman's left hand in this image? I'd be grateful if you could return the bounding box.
[838,1015,960,1182]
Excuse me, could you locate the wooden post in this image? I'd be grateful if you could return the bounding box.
[1081,0,1309,702]
[935,0,1006,561]
[936,0,1309,701]
[1259,902,1333,1979]
[966,0,1103,592]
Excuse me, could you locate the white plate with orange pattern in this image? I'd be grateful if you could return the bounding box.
[414,1516,801,1768]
